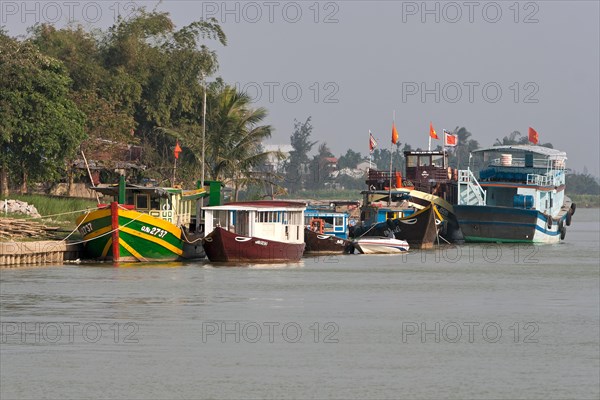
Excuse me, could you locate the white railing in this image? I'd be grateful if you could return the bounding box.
[526,171,565,187]
[458,170,486,206]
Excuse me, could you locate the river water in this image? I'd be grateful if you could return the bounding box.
[1,208,599,399]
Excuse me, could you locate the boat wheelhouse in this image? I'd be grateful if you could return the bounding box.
[303,208,352,254]
[454,145,575,243]
[365,151,463,243]
[202,201,306,263]
[305,208,349,239]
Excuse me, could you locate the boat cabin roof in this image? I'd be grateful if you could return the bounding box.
[305,208,348,218]
[474,145,567,160]
[404,150,446,156]
[204,200,306,212]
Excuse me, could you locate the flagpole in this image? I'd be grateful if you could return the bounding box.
[442,129,446,166]
[201,72,207,189]
[173,156,177,186]
[368,130,372,170]
[389,111,395,206]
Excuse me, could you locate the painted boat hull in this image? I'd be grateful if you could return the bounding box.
[76,205,184,262]
[405,190,464,242]
[351,204,438,249]
[353,237,410,254]
[203,227,305,263]
[453,204,569,243]
[304,228,352,255]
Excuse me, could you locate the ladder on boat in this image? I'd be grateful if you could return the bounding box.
[457,170,486,206]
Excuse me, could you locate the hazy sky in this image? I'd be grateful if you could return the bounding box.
[2,1,599,175]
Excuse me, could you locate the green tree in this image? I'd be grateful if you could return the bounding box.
[203,82,276,200]
[371,143,404,172]
[0,33,86,195]
[285,117,317,194]
[337,149,363,169]
[29,24,136,154]
[566,173,600,195]
[447,127,480,170]
[307,142,335,189]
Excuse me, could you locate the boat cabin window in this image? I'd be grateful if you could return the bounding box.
[234,211,250,236]
[406,155,417,168]
[212,210,230,228]
[135,194,149,210]
[419,156,430,167]
[256,211,281,223]
[432,154,444,168]
[334,216,344,227]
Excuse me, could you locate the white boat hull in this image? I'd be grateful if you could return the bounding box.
[353,237,410,254]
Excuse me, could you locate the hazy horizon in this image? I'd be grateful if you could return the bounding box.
[2,1,599,175]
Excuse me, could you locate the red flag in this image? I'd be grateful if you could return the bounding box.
[392,122,399,144]
[528,127,539,144]
[429,122,438,139]
[174,141,182,159]
[369,130,378,153]
[444,131,457,146]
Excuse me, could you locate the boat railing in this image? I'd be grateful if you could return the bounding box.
[489,157,559,169]
[527,171,565,187]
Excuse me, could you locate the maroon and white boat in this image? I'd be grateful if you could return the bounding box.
[202,201,306,263]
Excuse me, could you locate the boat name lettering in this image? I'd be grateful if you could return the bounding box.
[80,223,93,236]
[255,240,268,246]
[141,226,168,238]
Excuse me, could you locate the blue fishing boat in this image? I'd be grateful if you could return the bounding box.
[304,208,353,254]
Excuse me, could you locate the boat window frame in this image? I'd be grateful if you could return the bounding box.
[135,193,150,210]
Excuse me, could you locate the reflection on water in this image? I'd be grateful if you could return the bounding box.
[1,208,599,399]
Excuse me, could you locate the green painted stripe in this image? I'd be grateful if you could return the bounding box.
[119,231,180,260]
[118,215,182,249]
[81,210,184,261]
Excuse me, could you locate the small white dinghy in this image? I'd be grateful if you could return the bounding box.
[352,237,410,254]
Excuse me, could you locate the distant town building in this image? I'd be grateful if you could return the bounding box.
[263,144,293,173]
[357,161,376,172]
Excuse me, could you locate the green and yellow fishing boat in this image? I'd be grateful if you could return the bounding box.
[76,177,221,262]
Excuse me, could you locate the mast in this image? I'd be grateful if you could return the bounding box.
[389,111,395,206]
[201,72,207,189]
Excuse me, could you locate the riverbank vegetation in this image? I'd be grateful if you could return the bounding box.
[1,8,278,199]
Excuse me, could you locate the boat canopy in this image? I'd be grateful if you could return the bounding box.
[474,145,567,160]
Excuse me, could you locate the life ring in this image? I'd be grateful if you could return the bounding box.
[566,211,572,226]
[570,203,576,216]
[162,203,171,211]
[447,167,452,180]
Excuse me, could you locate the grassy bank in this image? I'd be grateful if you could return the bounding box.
[568,194,600,208]
[1,194,97,225]
[280,189,361,201]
